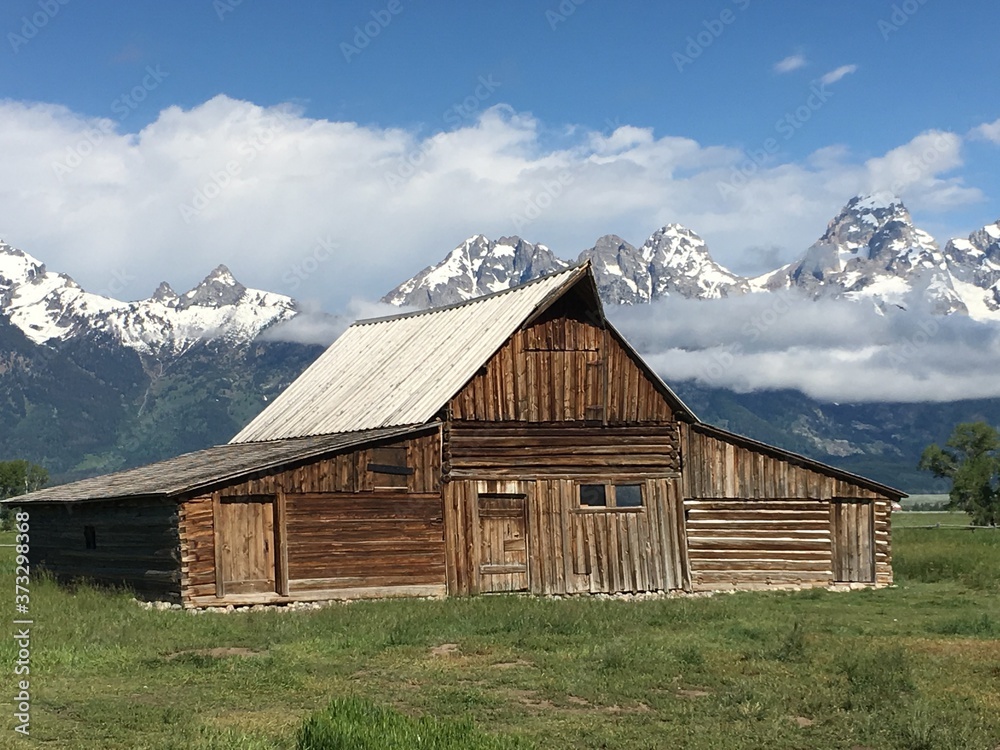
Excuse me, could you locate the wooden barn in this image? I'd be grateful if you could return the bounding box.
[7,263,903,607]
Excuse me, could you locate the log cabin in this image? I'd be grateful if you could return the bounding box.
[6,263,903,607]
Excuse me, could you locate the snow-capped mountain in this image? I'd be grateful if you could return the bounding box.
[382,235,568,307]
[0,240,296,357]
[578,235,650,304]
[639,224,749,301]
[579,227,747,304]
[385,195,999,322]
[754,194,966,315]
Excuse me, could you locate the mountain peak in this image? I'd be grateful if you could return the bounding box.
[848,193,904,212]
[0,240,46,290]
[382,234,568,307]
[640,225,748,299]
[180,265,247,308]
[151,281,178,303]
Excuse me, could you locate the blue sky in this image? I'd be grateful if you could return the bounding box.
[1,0,999,308]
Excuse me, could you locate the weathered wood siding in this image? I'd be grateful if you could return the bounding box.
[26,499,180,600]
[450,303,675,424]
[179,430,444,607]
[445,477,686,596]
[680,424,892,589]
[284,492,444,593]
[445,423,680,478]
[443,297,688,596]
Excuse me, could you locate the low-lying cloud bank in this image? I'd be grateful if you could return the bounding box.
[610,293,1000,403]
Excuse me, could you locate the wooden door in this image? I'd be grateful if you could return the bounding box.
[830,500,875,583]
[216,495,278,596]
[477,493,528,592]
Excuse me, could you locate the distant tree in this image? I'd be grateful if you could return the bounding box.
[0,459,48,500]
[0,460,48,530]
[919,421,1000,526]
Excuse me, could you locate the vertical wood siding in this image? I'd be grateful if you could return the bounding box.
[450,309,675,424]
[444,474,687,596]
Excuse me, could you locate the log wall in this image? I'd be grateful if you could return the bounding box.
[179,430,445,607]
[445,423,680,478]
[285,492,445,592]
[680,423,892,590]
[26,499,180,600]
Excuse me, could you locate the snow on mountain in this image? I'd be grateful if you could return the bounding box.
[383,196,1000,321]
[382,234,568,307]
[943,218,1000,319]
[0,240,296,356]
[757,194,967,315]
[578,234,650,304]
[579,226,747,304]
[639,224,749,300]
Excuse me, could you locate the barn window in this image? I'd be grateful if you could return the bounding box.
[84,525,97,550]
[578,483,644,510]
[579,484,607,507]
[368,446,412,490]
[615,484,643,508]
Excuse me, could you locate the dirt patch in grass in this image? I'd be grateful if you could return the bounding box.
[430,642,460,657]
[165,647,265,660]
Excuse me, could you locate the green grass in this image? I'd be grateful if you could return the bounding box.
[2,528,1000,749]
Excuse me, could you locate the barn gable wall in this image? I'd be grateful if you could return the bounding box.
[179,430,444,607]
[27,499,180,601]
[680,423,892,590]
[450,296,675,424]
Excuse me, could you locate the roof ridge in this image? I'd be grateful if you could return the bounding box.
[354,261,589,327]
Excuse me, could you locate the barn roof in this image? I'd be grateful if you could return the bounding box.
[231,262,696,443]
[6,425,433,504]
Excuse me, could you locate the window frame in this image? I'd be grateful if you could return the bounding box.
[575,480,645,513]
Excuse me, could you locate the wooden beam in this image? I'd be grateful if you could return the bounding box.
[212,491,225,599]
[275,490,289,596]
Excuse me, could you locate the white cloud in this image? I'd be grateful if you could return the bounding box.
[774,54,807,73]
[971,118,1000,144]
[611,293,1000,403]
[819,64,858,85]
[0,95,985,311]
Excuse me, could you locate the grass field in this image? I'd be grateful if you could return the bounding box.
[2,515,999,749]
